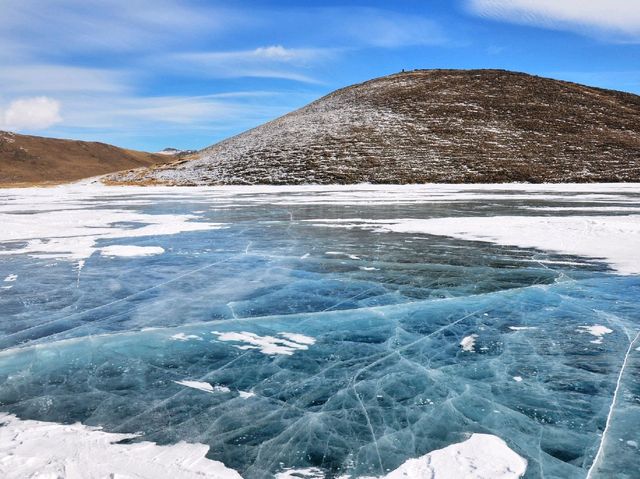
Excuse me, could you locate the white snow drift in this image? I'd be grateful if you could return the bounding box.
[0,413,242,479]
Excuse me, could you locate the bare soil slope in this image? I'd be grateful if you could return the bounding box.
[0,131,172,186]
[111,69,639,185]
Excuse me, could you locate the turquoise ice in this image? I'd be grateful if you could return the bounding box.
[0,185,638,478]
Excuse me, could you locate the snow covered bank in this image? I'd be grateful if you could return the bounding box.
[0,413,242,479]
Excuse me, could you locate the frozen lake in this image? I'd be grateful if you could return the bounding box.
[0,183,639,478]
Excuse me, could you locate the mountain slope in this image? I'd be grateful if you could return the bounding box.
[110,69,640,185]
[0,131,172,186]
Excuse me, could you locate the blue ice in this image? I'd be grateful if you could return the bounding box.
[0,186,639,478]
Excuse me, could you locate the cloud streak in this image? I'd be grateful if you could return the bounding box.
[0,0,236,55]
[467,0,640,42]
[0,65,130,94]
[170,45,337,83]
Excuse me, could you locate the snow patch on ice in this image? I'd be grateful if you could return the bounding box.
[239,391,255,399]
[212,331,316,356]
[100,245,165,257]
[577,325,613,344]
[275,467,325,478]
[324,251,360,259]
[3,274,17,282]
[508,326,537,331]
[460,334,478,352]
[0,412,242,479]
[0,206,222,262]
[374,433,527,479]
[279,332,317,345]
[169,333,202,341]
[513,376,523,382]
[174,380,230,394]
[174,380,214,393]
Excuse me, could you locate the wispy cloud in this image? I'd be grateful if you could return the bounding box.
[169,46,336,84]
[467,0,640,42]
[0,65,130,94]
[0,0,237,55]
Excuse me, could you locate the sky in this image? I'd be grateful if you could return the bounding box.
[1,0,639,152]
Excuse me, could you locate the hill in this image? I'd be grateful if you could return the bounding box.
[112,69,639,184]
[0,131,172,186]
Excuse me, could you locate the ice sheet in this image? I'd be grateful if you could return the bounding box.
[1,183,639,478]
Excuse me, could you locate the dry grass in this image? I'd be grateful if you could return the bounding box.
[0,131,174,186]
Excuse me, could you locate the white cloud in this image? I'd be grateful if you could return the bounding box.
[467,0,640,42]
[1,97,62,131]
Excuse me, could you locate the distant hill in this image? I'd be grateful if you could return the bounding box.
[109,69,640,185]
[0,131,172,186]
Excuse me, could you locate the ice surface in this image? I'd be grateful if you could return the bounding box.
[0,184,639,478]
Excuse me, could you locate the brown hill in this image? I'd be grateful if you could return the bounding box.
[0,131,172,186]
[109,69,640,185]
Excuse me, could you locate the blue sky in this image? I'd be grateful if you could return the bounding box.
[1,0,639,151]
